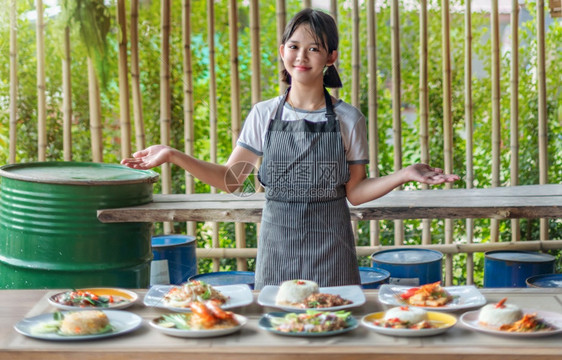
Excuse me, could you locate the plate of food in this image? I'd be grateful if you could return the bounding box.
[460,297,562,338]
[257,279,365,312]
[259,310,358,337]
[378,282,486,311]
[361,306,457,337]
[14,310,142,341]
[48,288,138,310]
[149,301,247,338]
[144,280,253,312]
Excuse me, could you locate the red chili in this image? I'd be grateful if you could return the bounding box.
[400,287,419,300]
[495,297,507,308]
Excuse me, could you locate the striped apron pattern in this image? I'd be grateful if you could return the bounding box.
[254,88,361,290]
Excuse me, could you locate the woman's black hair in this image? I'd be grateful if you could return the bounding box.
[280,8,343,88]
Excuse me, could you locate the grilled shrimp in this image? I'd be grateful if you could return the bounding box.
[189,301,218,328]
[206,300,234,320]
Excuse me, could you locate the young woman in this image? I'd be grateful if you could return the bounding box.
[121,8,459,290]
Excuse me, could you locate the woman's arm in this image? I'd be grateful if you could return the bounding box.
[345,163,460,206]
[121,145,259,193]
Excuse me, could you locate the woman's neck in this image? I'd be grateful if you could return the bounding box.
[287,84,327,111]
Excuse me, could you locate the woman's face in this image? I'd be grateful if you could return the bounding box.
[279,24,337,87]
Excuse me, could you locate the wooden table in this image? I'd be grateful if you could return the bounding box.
[2,288,562,360]
[97,184,562,223]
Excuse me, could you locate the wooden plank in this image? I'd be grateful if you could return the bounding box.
[97,184,562,223]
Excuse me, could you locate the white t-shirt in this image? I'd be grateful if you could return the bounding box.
[237,95,369,165]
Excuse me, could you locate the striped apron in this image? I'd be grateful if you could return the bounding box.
[254,88,361,290]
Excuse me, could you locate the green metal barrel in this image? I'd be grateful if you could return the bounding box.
[0,162,159,289]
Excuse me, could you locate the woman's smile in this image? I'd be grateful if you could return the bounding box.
[293,65,311,71]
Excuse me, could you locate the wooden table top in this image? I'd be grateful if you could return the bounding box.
[2,287,562,360]
[97,184,562,223]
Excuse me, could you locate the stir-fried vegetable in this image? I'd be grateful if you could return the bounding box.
[158,313,193,330]
[270,310,351,333]
[53,290,127,308]
[163,281,229,308]
[500,313,554,332]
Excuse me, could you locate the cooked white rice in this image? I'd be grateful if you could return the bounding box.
[384,306,427,324]
[275,279,319,305]
[59,310,110,335]
[478,303,523,327]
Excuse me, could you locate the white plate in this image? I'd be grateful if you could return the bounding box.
[143,284,253,312]
[361,311,457,337]
[258,311,359,337]
[378,284,486,311]
[14,310,143,341]
[257,285,365,312]
[460,308,562,337]
[48,288,138,310]
[149,313,247,338]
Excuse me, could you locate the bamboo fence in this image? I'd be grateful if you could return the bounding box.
[6,0,560,285]
[9,0,17,165]
[130,0,146,152]
[464,0,475,284]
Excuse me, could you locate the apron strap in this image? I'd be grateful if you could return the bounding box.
[273,88,290,121]
[274,87,336,123]
[323,88,336,122]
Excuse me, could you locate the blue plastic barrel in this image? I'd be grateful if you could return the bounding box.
[526,273,562,288]
[484,250,555,288]
[189,271,255,289]
[359,267,390,289]
[151,235,197,285]
[371,248,443,286]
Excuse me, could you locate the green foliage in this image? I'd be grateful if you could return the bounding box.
[60,0,111,87]
[0,0,560,282]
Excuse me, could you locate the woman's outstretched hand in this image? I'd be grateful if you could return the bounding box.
[120,145,174,170]
[405,163,460,185]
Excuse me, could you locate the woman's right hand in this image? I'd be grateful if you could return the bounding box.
[120,145,175,170]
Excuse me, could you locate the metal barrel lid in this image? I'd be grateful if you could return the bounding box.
[152,235,196,248]
[526,274,562,288]
[189,271,255,287]
[0,162,159,185]
[485,250,555,263]
[371,248,443,264]
[359,267,390,284]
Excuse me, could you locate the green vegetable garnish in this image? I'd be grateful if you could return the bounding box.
[159,314,192,330]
